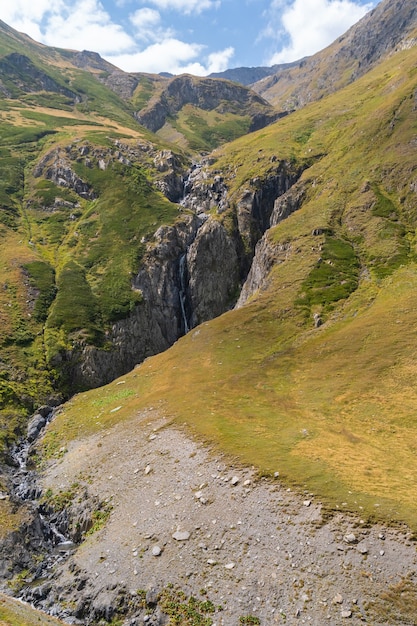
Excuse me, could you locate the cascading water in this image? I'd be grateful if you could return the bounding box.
[5,408,76,609]
[179,252,191,334]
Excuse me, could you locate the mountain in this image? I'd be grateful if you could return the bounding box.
[208,61,300,86]
[1,2,417,624]
[99,71,281,152]
[252,0,417,109]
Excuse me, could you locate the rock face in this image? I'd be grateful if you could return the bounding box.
[67,158,307,388]
[29,140,308,391]
[236,234,292,307]
[186,219,239,328]
[66,212,241,388]
[253,0,417,108]
[0,53,78,99]
[135,74,279,133]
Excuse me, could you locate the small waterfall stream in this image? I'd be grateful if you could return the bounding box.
[179,252,190,334]
[5,409,76,607]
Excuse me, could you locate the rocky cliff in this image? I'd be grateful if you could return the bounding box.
[134,74,280,133]
[253,0,417,108]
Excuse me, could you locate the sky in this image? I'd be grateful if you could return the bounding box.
[0,0,380,76]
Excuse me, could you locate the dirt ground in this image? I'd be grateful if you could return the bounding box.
[41,409,417,625]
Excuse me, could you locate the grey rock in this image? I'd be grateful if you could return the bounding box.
[172,530,190,541]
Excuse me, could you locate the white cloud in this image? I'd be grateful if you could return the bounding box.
[129,8,174,43]
[42,0,135,54]
[267,0,375,64]
[0,0,135,55]
[206,47,235,73]
[108,38,233,75]
[144,0,220,15]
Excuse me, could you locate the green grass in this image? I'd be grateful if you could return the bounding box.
[167,106,252,152]
[0,593,66,625]
[296,234,360,318]
[37,43,417,538]
[23,261,56,322]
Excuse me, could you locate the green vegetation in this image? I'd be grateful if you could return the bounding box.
[36,43,417,540]
[0,592,66,625]
[46,260,101,340]
[166,106,252,152]
[23,260,56,322]
[296,235,360,318]
[159,586,215,625]
[239,617,261,625]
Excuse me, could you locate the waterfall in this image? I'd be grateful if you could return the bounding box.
[7,409,76,592]
[179,252,190,333]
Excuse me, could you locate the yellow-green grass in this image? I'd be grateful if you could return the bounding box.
[38,44,417,532]
[0,593,66,626]
[38,254,417,532]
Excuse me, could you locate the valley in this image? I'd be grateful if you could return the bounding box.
[1,0,417,623]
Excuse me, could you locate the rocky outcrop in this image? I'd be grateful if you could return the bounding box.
[32,147,96,201]
[236,234,292,307]
[181,161,229,215]
[153,150,186,203]
[65,214,202,389]
[31,143,308,391]
[135,74,279,133]
[270,181,306,227]
[99,70,139,100]
[186,219,239,327]
[65,211,242,388]
[0,53,77,100]
[254,0,417,108]
[235,161,307,271]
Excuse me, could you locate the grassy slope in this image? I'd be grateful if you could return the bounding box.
[0,593,66,625]
[40,44,417,533]
[0,40,184,439]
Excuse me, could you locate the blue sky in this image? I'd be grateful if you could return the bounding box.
[0,0,379,75]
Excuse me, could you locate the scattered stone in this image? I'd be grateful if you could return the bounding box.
[146,589,159,606]
[333,594,344,605]
[243,479,251,487]
[207,559,217,565]
[110,406,122,413]
[380,550,385,556]
[358,545,368,554]
[151,546,162,556]
[303,500,311,507]
[144,465,152,475]
[225,563,235,570]
[195,490,203,499]
[343,533,357,544]
[172,530,191,541]
[341,610,352,618]
[231,476,239,486]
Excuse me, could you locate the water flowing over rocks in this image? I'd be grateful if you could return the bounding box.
[0,406,92,598]
[29,138,312,395]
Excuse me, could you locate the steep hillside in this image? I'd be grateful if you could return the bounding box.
[13,38,417,623]
[1,3,417,623]
[101,72,281,152]
[0,20,286,452]
[253,0,417,109]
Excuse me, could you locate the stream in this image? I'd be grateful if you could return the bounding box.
[4,407,77,617]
